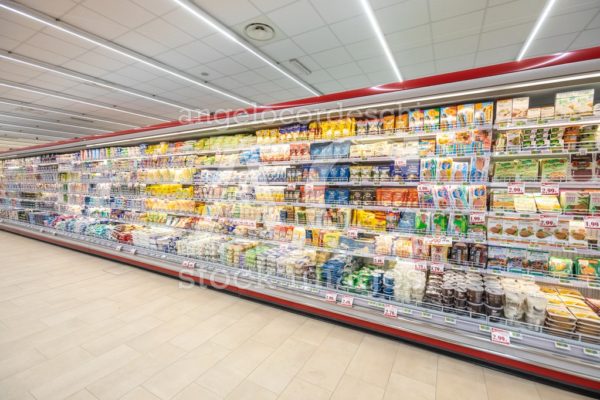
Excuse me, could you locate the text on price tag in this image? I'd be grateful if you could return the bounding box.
[430,263,445,274]
[538,213,558,228]
[305,183,314,191]
[325,292,337,302]
[469,212,486,225]
[340,295,354,307]
[347,228,359,239]
[373,256,385,266]
[491,328,511,346]
[540,182,559,195]
[508,182,525,194]
[417,184,432,193]
[383,304,398,318]
[584,216,600,230]
[414,261,428,272]
[286,183,296,190]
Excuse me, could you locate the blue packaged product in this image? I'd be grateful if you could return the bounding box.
[337,165,350,181]
[398,211,416,232]
[325,188,338,204]
[333,141,351,158]
[336,188,350,205]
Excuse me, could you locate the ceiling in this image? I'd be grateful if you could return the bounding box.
[0,0,599,151]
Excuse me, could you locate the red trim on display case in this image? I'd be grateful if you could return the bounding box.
[1,224,599,394]
[3,45,600,154]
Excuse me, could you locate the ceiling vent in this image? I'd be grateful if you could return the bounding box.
[244,23,275,41]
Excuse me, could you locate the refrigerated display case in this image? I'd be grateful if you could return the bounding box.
[2,51,600,395]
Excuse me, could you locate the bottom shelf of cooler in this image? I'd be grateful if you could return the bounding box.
[0,218,599,394]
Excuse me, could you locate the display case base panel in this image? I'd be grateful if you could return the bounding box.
[1,221,599,396]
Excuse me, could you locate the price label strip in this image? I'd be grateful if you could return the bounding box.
[491,328,511,346]
[538,213,558,228]
[540,182,559,196]
[340,295,354,307]
[508,182,525,195]
[325,292,337,303]
[373,256,385,266]
[383,304,398,318]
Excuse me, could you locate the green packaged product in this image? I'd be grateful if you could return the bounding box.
[560,191,590,213]
[415,211,430,233]
[515,159,539,181]
[540,158,568,181]
[449,214,469,236]
[576,258,600,279]
[548,256,573,277]
[432,212,449,234]
[493,161,516,181]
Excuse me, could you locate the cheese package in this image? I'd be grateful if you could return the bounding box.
[534,194,561,212]
[424,108,440,130]
[540,158,568,181]
[513,194,537,212]
[527,107,541,120]
[474,102,493,125]
[496,99,512,123]
[511,97,529,120]
[409,109,424,130]
[493,160,516,181]
[457,103,474,127]
[491,190,514,211]
[440,106,457,129]
[515,159,538,181]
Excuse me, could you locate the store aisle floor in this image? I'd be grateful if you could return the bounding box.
[0,231,592,400]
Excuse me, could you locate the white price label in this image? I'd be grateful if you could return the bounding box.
[430,263,445,274]
[394,159,406,168]
[373,256,385,266]
[340,295,354,307]
[554,341,571,351]
[383,304,398,318]
[325,292,337,303]
[538,213,558,228]
[400,307,412,315]
[347,228,359,239]
[414,261,428,272]
[286,183,296,190]
[479,324,491,332]
[417,184,431,193]
[491,328,511,346]
[182,260,189,268]
[305,183,314,191]
[508,182,525,194]
[444,317,456,325]
[584,217,600,230]
[583,348,600,358]
[129,249,137,255]
[115,245,122,251]
[469,212,486,225]
[421,311,432,319]
[540,182,559,195]
[431,237,452,246]
[579,147,588,156]
[509,331,522,340]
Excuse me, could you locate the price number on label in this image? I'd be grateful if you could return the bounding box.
[584,217,600,230]
[491,328,511,346]
[540,183,559,196]
[414,261,428,272]
[430,263,445,274]
[538,213,558,228]
[340,295,354,307]
[373,256,385,266]
[508,182,525,195]
[383,304,398,318]
[325,292,337,303]
[469,212,486,225]
[347,228,359,239]
[417,184,432,193]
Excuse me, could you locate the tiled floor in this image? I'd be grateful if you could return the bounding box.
[0,230,593,400]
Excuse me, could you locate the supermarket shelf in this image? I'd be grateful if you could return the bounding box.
[494,116,600,131]
[0,218,598,394]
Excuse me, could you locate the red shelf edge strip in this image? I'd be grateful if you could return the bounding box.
[1,224,599,393]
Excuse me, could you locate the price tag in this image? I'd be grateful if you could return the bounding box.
[540,182,559,196]
[414,261,428,272]
[286,183,296,190]
[431,237,452,246]
[347,228,359,239]
[188,261,196,269]
[538,213,558,228]
[430,263,445,274]
[325,292,337,303]
[182,260,189,268]
[417,184,431,193]
[554,341,571,351]
[340,295,354,307]
[115,245,122,251]
[491,328,511,346]
[509,331,522,340]
[579,148,588,156]
[383,304,398,318]
[373,256,385,266]
[469,212,486,225]
[305,183,314,191]
[400,307,412,315]
[129,248,137,255]
[584,216,600,230]
[444,316,456,325]
[508,182,525,194]
[588,282,600,289]
[421,311,432,319]
[583,348,600,358]
[479,324,491,332]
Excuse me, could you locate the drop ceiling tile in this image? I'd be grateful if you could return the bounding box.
[14,43,70,65]
[386,24,432,52]
[0,61,43,80]
[330,15,373,45]
[0,8,41,30]
[474,43,521,66]
[177,41,225,64]
[346,38,384,61]
[101,72,151,88]
[203,33,245,57]
[62,59,113,78]
[538,10,596,39]
[337,74,372,90]
[293,27,341,54]
[435,53,476,74]
[309,0,363,24]
[114,30,170,57]
[0,16,38,42]
[25,75,82,92]
[327,62,364,79]
[210,76,243,91]
[431,10,484,42]
[259,39,306,62]
[551,0,600,15]
[231,70,267,86]
[312,47,353,69]
[75,50,130,71]
[130,0,178,16]
[434,35,479,59]
[162,8,216,40]
[367,69,396,85]
[482,0,545,32]
[271,77,298,90]
[357,56,389,73]
[194,0,262,26]
[289,55,321,73]
[205,58,248,76]
[267,1,324,36]
[399,60,436,80]
[370,0,406,10]
[428,0,487,21]
[82,0,155,29]
[229,52,267,70]
[185,65,225,80]
[253,93,277,104]
[0,37,19,51]
[569,27,600,50]
[27,32,89,59]
[375,0,430,34]
[136,18,195,48]
[526,33,579,57]
[154,50,198,70]
[61,5,129,40]
[231,85,262,98]
[251,81,283,94]
[395,45,435,67]
[14,0,78,17]
[113,65,160,83]
[250,0,296,13]
[478,22,532,51]
[303,69,334,84]
[588,11,600,28]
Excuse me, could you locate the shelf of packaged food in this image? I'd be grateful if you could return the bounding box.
[489,180,599,189]
[1,217,599,393]
[494,116,600,131]
[487,210,600,219]
[491,148,598,160]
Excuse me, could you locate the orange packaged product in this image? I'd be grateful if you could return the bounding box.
[382,115,396,132]
[395,112,409,130]
[379,188,394,206]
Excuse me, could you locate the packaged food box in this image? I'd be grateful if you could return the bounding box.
[527,107,541,120]
[513,194,537,212]
[440,106,456,129]
[450,185,469,209]
[436,131,456,155]
[487,246,507,267]
[540,158,568,181]
[570,154,593,181]
[382,115,395,132]
[474,102,493,125]
[420,158,437,181]
[589,191,600,213]
[534,194,561,212]
[512,97,529,120]
[525,250,549,270]
[487,218,504,240]
[457,103,474,127]
[451,162,468,182]
[469,185,486,209]
[541,106,555,119]
[548,257,574,277]
[469,156,489,182]
[555,89,594,117]
[491,190,514,211]
[496,99,512,123]
[576,258,600,280]
[560,191,590,214]
[418,139,436,157]
[409,109,424,130]
[433,185,451,208]
[493,160,516,181]
[517,219,535,240]
[515,159,539,181]
[569,220,587,247]
[424,108,440,130]
[395,112,409,130]
[503,219,519,239]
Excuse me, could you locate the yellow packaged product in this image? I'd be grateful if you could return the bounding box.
[323,231,341,248]
[382,115,395,132]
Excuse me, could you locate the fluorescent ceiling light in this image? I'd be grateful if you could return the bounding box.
[359,0,403,82]
[0,81,169,122]
[0,121,80,136]
[0,98,138,128]
[0,52,201,113]
[0,129,72,141]
[0,0,257,107]
[516,0,557,61]
[171,0,321,97]
[0,112,107,133]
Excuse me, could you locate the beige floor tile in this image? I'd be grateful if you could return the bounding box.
[120,387,161,400]
[247,338,316,394]
[126,315,197,353]
[64,389,98,400]
[172,383,222,400]
[210,311,273,350]
[291,319,333,346]
[484,369,541,400]
[81,316,163,356]
[383,372,435,400]
[215,339,276,376]
[225,380,277,400]
[169,313,238,351]
[0,347,46,380]
[437,354,484,379]
[535,383,595,400]
[345,335,398,388]
[196,365,246,398]
[278,377,332,400]
[330,374,385,400]
[436,369,488,400]
[251,313,305,347]
[391,343,438,386]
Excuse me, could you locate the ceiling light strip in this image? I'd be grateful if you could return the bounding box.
[516,0,557,61]
[0,52,201,113]
[0,98,138,128]
[171,0,321,97]
[0,121,80,136]
[0,112,107,133]
[0,0,257,107]
[0,129,75,141]
[0,80,169,122]
[359,0,403,82]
